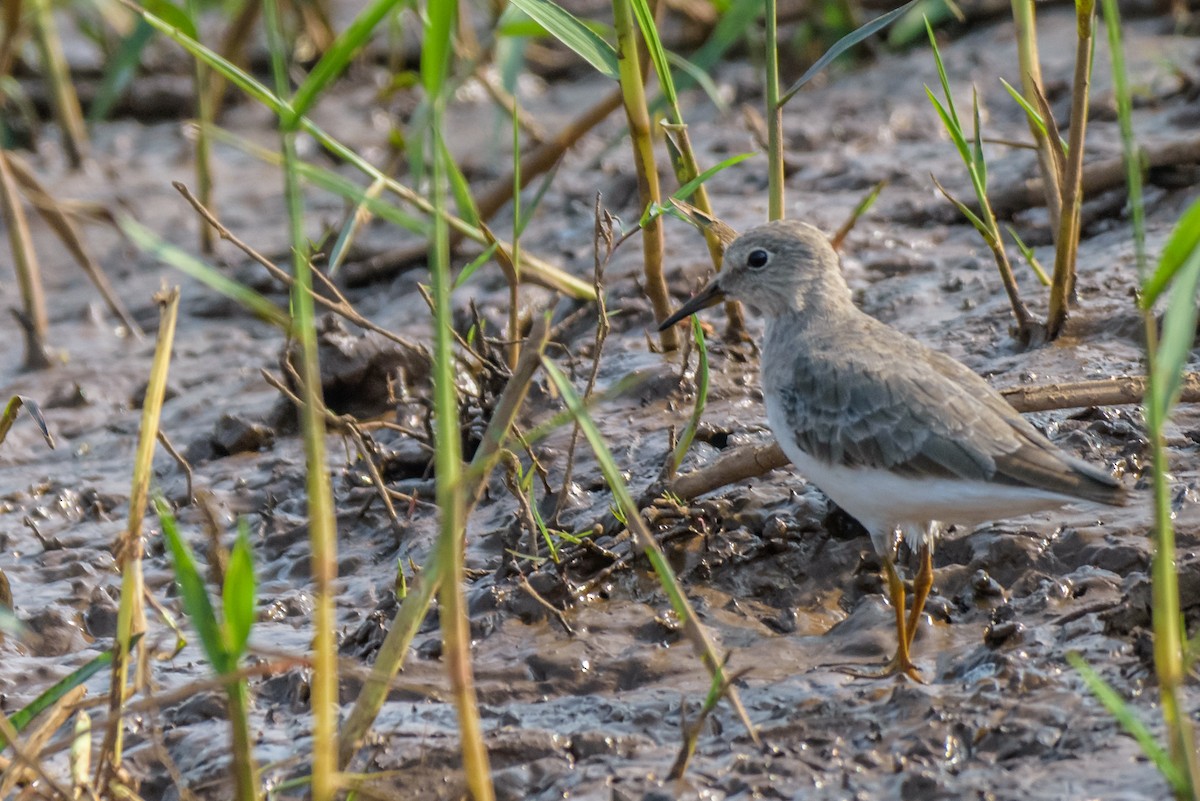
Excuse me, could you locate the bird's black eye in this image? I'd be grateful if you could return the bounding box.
[746,248,770,269]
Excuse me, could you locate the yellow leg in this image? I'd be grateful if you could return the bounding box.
[905,545,933,650]
[841,557,923,682]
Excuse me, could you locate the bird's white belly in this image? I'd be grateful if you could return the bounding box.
[763,393,1074,554]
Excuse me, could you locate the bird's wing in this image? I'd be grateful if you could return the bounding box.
[772,340,1125,504]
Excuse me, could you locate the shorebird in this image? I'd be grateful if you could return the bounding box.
[659,220,1128,680]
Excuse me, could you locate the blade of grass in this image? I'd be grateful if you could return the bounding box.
[542,358,759,746]
[506,0,620,79]
[117,215,291,329]
[0,396,54,449]
[338,317,550,768]
[1067,652,1187,794]
[96,288,179,790]
[780,0,919,104]
[0,642,130,750]
[128,1,596,301]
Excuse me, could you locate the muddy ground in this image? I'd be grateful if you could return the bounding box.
[3,4,1200,800]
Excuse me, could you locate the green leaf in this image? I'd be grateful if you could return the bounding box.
[971,88,986,192]
[88,17,156,123]
[671,152,754,202]
[924,87,970,167]
[1140,197,1200,307]
[1068,652,1188,794]
[222,520,256,661]
[291,0,406,120]
[421,0,457,98]
[118,215,292,331]
[157,498,231,674]
[0,395,54,449]
[1150,241,1200,423]
[665,51,728,113]
[780,0,920,104]
[1005,225,1050,286]
[134,4,282,114]
[923,16,962,133]
[440,136,481,228]
[631,0,676,107]
[0,638,137,749]
[506,0,620,80]
[931,175,990,240]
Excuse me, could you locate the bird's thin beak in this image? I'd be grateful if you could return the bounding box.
[658,280,727,331]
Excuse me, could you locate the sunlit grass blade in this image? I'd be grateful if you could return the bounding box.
[506,0,619,80]
[1006,225,1050,285]
[780,0,919,103]
[542,358,759,744]
[289,0,406,121]
[202,124,428,234]
[1140,199,1200,307]
[1068,652,1188,794]
[222,520,256,659]
[0,641,131,750]
[631,0,676,107]
[0,395,54,449]
[157,498,228,672]
[665,51,728,113]
[1100,0,1146,278]
[88,17,155,123]
[671,152,753,203]
[117,214,291,330]
[1149,234,1200,421]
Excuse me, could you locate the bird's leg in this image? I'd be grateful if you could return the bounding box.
[905,544,933,650]
[841,557,923,682]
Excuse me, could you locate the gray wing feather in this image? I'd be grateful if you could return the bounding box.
[773,331,1126,506]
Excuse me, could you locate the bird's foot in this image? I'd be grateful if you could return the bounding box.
[834,654,925,684]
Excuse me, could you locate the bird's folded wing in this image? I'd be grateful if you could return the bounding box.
[775,347,1124,504]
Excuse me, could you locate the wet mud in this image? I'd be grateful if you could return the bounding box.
[2,5,1200,800]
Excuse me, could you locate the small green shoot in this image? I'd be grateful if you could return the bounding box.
[156,501,260,799]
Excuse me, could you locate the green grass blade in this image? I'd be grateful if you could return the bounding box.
[0,395,53,449]
[923,16,961,132]
[156,498,230,674]
[1068,652,1188,793]
[290,0,406,121]
[440,135,481,228]
[780,0,919,104]
[203,124,429,235]
[507,0,620,80]
[672,152,754,201]
[542,358,757,741]
[1100,0,1147,281]
[665,51,728,113]
[1140,198,1200,307]
[924,87,970,167]
[999,77,1047,139]
[87,17,155,123]
[0,638,136,749]
[631,0,677,107]
[1150,241,1200,421]
[133,4,283,114]
[1006,225,1051,285]
[117,215,291,330]
[222,520,256,661]
[421,0,455,96]
[972,88,986,192]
